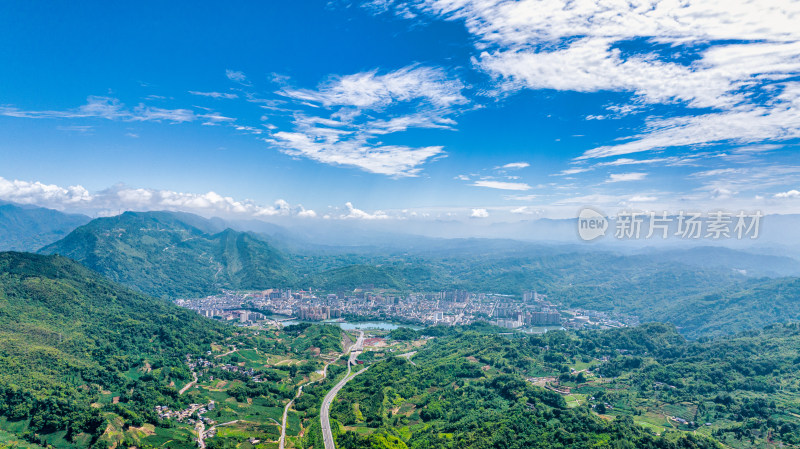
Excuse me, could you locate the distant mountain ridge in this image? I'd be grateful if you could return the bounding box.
[33,209,800,339]
[40,211,297,298]
[0,202,90,252]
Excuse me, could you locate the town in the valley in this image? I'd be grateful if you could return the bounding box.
[174,288,637,331]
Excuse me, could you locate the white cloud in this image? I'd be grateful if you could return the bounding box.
[297,209,317,218]
[376,0,800,162]
[607,172,647,183]
[557,167,591,176]
[269,131,444,177]
[281,65,467,110]
[199,113,236,125]
[578,83,800,159]
[225,70,249,85]
[133,105,196,123]
[0,177,315,218]
[267,65,467,177]
[189,91,239,99]
[0,178,91,207]
[691,168,745,178]
[775,189,800,199]
[0,96,201,124]
[496,161,529,170]
[340,202,389,219]
[408,0,798,46]
[596,157,673,167]
[510,206,538,215]
[628,195,658,202]
[709,187,735,200]
[471,180,531,190]
[56,125,93,133]
[470,208,489,218]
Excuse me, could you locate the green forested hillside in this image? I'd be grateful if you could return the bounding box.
[0,203,89,252]
[660,277,800,337]
[328,323,800,448]
[325,324,720,449]
[0,252,228,447]
[39,211,297,298]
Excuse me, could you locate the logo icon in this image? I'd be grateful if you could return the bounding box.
[577,207,608,241]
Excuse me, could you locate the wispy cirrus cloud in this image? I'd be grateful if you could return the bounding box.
[225,69,250,85]
[471,180,531,190]
[606,172,647,183]
[0,96,206,124]
[189,91,239,99]
[372,0,800,165]
[496,161,529,170]
[268,131,445,177]
[267,65,468,177]
[578,83,800,160]
[280,65,467,110]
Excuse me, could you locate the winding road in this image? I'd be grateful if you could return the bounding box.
[277,330,365,449]
[179,371,198,395]
[279,384,306,449]
[320,331,366,449]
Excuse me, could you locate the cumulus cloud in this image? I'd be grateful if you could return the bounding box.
[340,202,389,219]
[775,189,800,199]
[0,177,314,218]
[470,208,489,218]
[0,178,92,208]
[471,180,531,190]
[510,206,539,215]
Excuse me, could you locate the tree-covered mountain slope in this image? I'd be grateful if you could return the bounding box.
[0,203,90,252]
[660,276,800,338]
[39,211,297,298]
[323,323,721,449]
[327,322,800,448]
[0,251,229,447]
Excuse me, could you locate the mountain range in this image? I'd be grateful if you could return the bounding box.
[39,211,297,298]
[0,202,89,252]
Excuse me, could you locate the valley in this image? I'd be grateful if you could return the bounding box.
[1,210,800,448]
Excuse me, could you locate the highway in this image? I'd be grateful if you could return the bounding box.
[320,331,365,449]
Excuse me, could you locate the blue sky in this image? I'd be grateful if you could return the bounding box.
[1,0,799,224]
